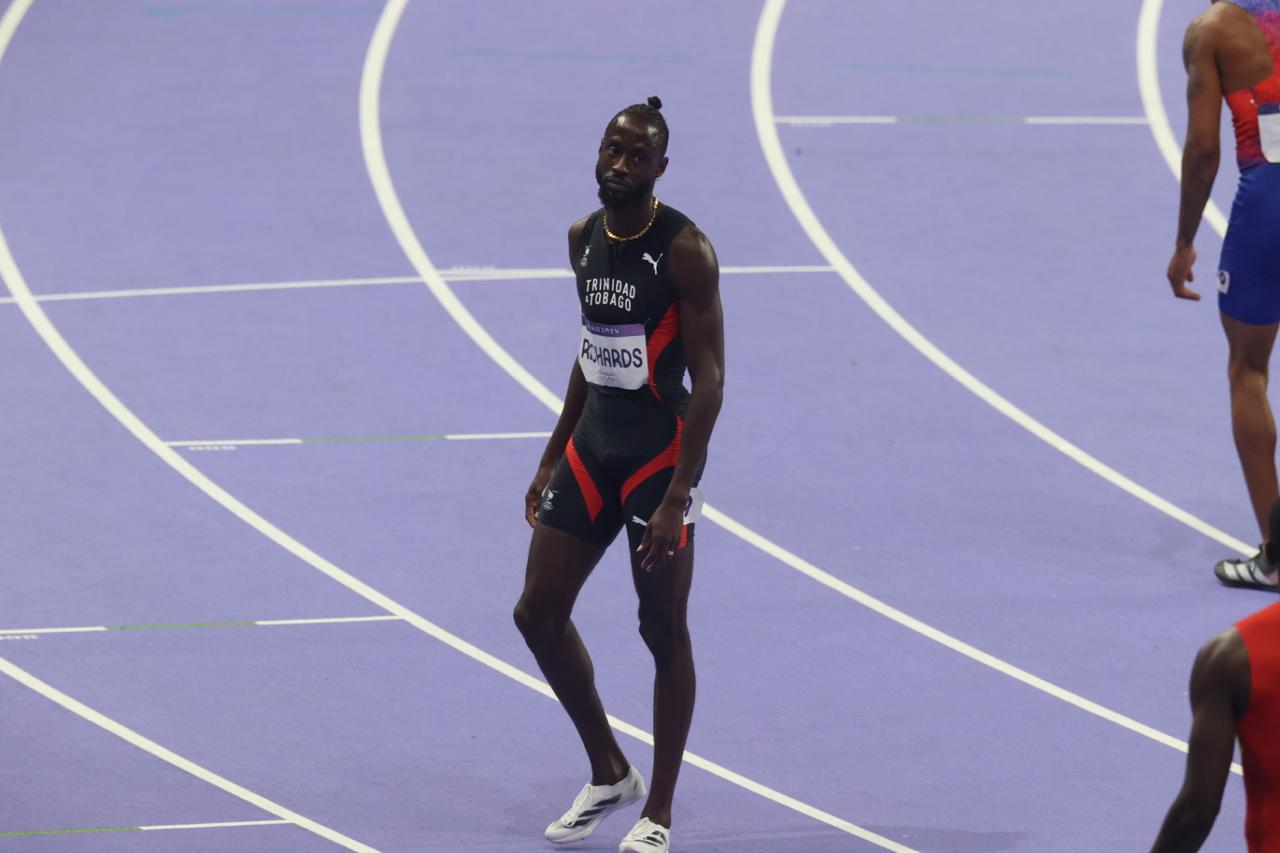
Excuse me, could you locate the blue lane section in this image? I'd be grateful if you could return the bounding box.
[0,0,407,295]
[34,285,554,442]
[0,676,267,843]
[0,309,385,630]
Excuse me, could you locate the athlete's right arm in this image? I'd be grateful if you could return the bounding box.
[1167,15,1224,301]
[1149,630,1243,853]
[522,218,593,527]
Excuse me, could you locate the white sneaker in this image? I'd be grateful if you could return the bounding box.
[618,817,670,852]
[544,766,647,844]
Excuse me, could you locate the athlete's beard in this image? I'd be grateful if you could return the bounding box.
[596,172,656,209]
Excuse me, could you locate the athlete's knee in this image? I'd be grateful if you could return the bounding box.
[637,609,690,664]
[1228,349,1270,386]
[513,596,566,650]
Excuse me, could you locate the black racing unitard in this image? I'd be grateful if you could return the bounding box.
[539,202,705,549]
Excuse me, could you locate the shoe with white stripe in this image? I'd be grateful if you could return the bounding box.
[544,766,646,845]
[618,817,670,852]
[1214,548,1279,590]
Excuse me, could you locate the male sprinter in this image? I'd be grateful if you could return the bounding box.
[513,97,724,853]
[1150,510,1280,852]
[1167,0,1280,589]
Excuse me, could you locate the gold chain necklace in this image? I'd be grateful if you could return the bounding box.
[603,197,660,242]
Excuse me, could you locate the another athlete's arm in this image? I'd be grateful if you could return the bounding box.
[1167,15,1224,301]
[636,225,724,571]
[1150,629,1245,853]
[523,219,594,527]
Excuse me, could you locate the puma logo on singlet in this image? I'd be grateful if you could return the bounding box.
[642,252,663,274]
[579,243,591,268]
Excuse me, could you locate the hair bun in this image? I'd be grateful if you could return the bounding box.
[646,95,663,110]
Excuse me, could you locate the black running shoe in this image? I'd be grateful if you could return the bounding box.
[1214,548,1279,590]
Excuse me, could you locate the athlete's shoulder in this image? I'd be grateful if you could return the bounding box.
[568,209,601,244]
[1193,625,1250,714]
[1189,1,1251,46]
[567,209,602,264]
[669,215,715,260]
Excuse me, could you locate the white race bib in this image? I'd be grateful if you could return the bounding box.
[579,318,648,389]
[1261,103,1280,163]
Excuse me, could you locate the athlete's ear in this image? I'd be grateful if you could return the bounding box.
[657,156,668,178]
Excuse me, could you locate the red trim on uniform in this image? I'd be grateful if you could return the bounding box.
[646,303,681,402]
[565,438,604,522]
[620,417,683,506]
[679,525,689,549]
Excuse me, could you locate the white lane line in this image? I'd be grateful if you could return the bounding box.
[165,432,552,448]
[255,615,401,627]
[443,431,552,440]
[759,0,1249,771]
[754,0,1251,564]
[0,656,375,851]
[777,115,1149,126]
[0,625,108,636]
[140,820,291,832]
[1136,0,1229,237]
[167,438,305,447]
[0,615,403,635]
[359,4,912,849]
[0,265,834,307]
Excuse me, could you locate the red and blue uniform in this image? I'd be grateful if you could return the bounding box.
[1236,601,1280,851]
[1219,0,1280,324]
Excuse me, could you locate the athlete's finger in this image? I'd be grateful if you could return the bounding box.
[642,530,666,571]
[636,524,652,555]
[525,485,542,527]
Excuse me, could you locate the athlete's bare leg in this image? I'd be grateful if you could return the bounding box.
[1222,313,1280,543]
[514,523,630,785]
[629,538,695,829]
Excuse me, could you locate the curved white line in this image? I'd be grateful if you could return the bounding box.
[753,0,1247,558]
[359,3,911,848]
[1137,0,1229,238]
[0,3,378,849]
[360,0,1243,781]
[0,3,914,852]
[753,0,1245,773]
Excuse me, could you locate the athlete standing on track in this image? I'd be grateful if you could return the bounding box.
[1150,510,1280,852]
[1167,0,1280,589]
[512,97,724,853]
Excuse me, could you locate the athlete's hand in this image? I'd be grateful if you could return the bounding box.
[524,465,555,528]
[637,496,686,572]
[1167,245,1201,301]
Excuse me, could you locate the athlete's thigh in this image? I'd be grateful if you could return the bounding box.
[1221,311,1280,373]
[538,436,626,551]
[628,535,695,620]
[520,522,609,619]
[622,465,699,616]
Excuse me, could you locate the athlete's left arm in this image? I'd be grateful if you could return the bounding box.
[636,225,724,572]
[1149,630,1243,853]
[1167,15,1224,301]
